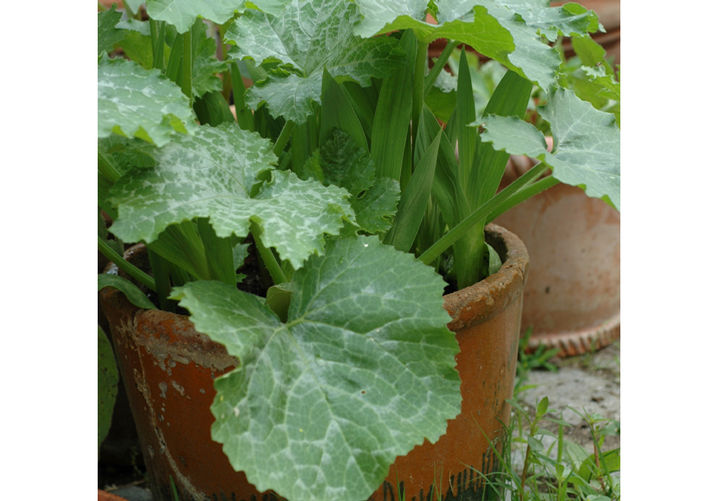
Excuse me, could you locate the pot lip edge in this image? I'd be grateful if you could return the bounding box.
[442,223,529,330]
[101,226,529,330]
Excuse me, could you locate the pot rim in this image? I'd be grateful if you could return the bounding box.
[442,223,529,332]
[102,225,528,335]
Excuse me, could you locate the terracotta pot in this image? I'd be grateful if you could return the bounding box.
[98,490,129,501]
[99,224,528,500]
[495,156,619,356]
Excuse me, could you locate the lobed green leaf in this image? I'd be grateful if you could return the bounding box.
[225,0,404,123]
[98,58,196,146]
[108,123,355,268]
[145,0,243,33]
[172,236,460,501]
[479,89,620,209]
[98,6,126,56]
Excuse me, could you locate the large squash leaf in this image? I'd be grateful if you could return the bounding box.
[145,0,243,33]
[108,123,355,268]
[224,0,403,123]
[353,0,428,38]
[479,89,619,209]
[366,0,599,90]
[171,235,460,501]
[98,58,195,146]
[436,0,598,90]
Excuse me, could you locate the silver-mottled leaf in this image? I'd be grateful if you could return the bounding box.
[172,236,460,501]
[353,0,428,37]
[226,0,403,122]
[437,0,598,89]
[145,0,243,33]
[98,58,195,146]
[108,123,354,268]
[479,89,619,208]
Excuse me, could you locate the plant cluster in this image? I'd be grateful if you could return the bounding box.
[97,1,620,499]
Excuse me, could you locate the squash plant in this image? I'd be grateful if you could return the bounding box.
[97,1,619,500]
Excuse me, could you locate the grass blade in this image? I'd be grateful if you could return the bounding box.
[230,61,254,131]
[196,218,237,285]
[385,129,442,252]
[469,70,532,205]
[371,30,415,181]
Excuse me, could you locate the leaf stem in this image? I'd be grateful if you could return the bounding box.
[250,221,287,285]
[412,40,428,147]
[230,61,254,130]
[182,30,193,103]
[98,236,156,291]
[147,247,174,310]
[98,151,122,183]
[273,121,295,157]
[486,173,559,222]
[149,20,166,71]
[419,163,549,265]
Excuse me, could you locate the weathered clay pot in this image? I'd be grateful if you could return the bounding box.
[100,224,528,501]
[495,156,619,356]
[369,224,528,500]
[98,490,129,501]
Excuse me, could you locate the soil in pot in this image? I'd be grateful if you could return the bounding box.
[99,224,528,501]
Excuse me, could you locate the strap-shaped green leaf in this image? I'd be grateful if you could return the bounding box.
[98,58,196,146]
[98,273,157,310]
[385,129,441,252]
[108,123,355,268]
[145,0,243,33]
[171,236,460,501]
[479,89,620,209]
[225,0,403,123]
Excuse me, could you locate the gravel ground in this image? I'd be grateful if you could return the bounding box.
[517,341,620,453]
[100,341,621,500]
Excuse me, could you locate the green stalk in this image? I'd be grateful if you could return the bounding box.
[419,163,549,265]
[182,30,193,103]
[147,247,174,310]
[149,20,166,71]
[250,221,287,285]
[98,151,122,183]
[412,40,428,147]
[424,41,458,93]
[98,236,156,291]
[486,174,559,222]
[218,26,232,103]
[230,61,254,130]
[273,121,295,157]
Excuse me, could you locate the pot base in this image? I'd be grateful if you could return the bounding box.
[526,312,619,357]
